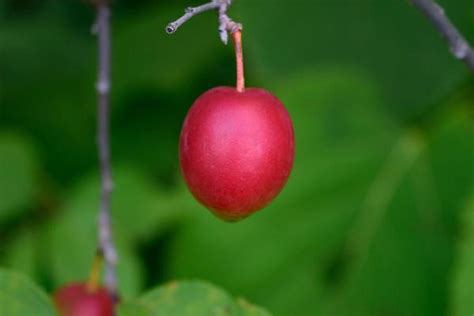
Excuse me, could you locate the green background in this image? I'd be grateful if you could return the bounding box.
[0,0,473,315]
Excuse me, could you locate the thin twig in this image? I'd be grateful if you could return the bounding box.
[166,0,241,44]
[410,0,474,71]
[93,3,118,301]
[166,2,220,34]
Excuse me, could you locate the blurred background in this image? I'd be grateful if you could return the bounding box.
[0,0,473,315]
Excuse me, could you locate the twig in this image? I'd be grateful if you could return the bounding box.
[93,2,118,301]
[166,0,242,44]
[410,0,474,71]
[166,2,219,34]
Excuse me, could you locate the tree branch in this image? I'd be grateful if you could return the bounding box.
[93,2,118,301]
[410,0,474,71]
[166,0,242,44]
[166,2,219,34]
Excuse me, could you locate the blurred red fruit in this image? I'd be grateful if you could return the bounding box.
[53,283,114,316]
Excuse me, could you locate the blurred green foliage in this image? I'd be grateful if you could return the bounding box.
[0,269,56,316]
[0,268,271,316]
[119,280,272,316]
[0,0,473,315]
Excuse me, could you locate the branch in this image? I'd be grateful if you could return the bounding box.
[93,2,118,301]
[166,0,242,44]
[410,0,474,71]
[166,2,219,34]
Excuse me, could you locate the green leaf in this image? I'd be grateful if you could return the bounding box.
[0,133,38,221]
[451,197,474,316]
[236,299,272,316]
[139,281,239,316]
[117,302,151,316]
[118,280,273,316]
[0,269,56,316]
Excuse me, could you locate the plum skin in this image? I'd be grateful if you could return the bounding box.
[53,283,114,316]
[179,86,295,221]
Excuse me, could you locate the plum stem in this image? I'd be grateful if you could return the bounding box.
[92,1,119,302]
[232,30,245,92]
[409,0,474,71]
[86,251,103,293]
